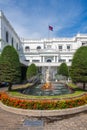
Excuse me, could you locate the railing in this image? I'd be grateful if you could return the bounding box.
[20,59,71,66]
[20,49,76,55]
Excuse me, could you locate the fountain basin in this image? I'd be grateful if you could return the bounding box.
[22,83,73,96]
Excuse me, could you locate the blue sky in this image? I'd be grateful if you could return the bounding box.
[0,0,87,39]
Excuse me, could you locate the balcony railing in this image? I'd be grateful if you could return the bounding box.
[20,59,71,67]
[20,49,76,55]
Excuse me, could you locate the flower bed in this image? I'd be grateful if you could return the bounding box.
[0,92,87,110]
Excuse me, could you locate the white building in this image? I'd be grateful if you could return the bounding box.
[0,11,87,78]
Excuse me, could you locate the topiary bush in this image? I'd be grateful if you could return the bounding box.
[26,63,38,80]
[0,45,21,91]
[70,46,87,90]
[58,63,69,80]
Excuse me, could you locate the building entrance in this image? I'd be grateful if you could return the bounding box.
[46,59,52,62]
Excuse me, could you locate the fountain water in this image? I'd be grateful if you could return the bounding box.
[45,68,50,83]
[42,67,52,90]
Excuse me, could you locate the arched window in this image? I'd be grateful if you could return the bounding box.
[47,59,52,62]
[37,46,41,50]
[25,46,30,51]
[6,31,9,43]
[11,37,14,46]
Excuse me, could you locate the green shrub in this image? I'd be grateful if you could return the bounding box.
[0,45,21,90]
[26,63,38,79]
[70,46,87,90]
[58,63,69,77]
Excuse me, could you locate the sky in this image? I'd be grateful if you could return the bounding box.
[0,0,87,39]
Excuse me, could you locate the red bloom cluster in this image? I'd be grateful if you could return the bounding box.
[0,92,87,110]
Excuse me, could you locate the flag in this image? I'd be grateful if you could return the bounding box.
[49,25,53,31]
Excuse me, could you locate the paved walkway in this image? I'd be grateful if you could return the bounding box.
[0,107,87,130]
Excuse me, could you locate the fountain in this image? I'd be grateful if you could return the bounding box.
[22,66,73,96]
[42,67,52,90]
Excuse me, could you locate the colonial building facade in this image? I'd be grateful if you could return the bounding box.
[0,10,87,78]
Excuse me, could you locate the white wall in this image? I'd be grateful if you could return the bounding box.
[0,11,21,51]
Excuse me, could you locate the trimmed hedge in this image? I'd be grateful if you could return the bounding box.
[0,45,21,84]
[26,63,38,79]
[70,46,87,90]
[0,92,87,110]
[58,62,69,77]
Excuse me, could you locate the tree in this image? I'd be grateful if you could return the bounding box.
[26,63,38,80]
[70,46,87,90]
[0,45,21,91]
[58,63,69,77]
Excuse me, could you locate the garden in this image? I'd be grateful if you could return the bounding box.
[0,45,87,110]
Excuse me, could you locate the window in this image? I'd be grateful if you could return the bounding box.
[6,31,9,43]
[47,45,51,49]
[58,45,62,51]
[25,60,30,62]
[25,46,30,52]
[69,59,72,62]
[47,59,52,62]
[32,60,40,62]
[82,43,86,46]
[16,43,18,50]
[67,45,70,51]
[11,37,14,46]
[37,46,41,50]
[59,59,66,62]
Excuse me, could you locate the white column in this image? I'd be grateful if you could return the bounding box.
[43,56,45,62]
[30,57,32,63]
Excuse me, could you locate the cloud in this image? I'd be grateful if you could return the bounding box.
[0,0,86,38]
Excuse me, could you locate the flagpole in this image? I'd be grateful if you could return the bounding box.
[48,25,50,40]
